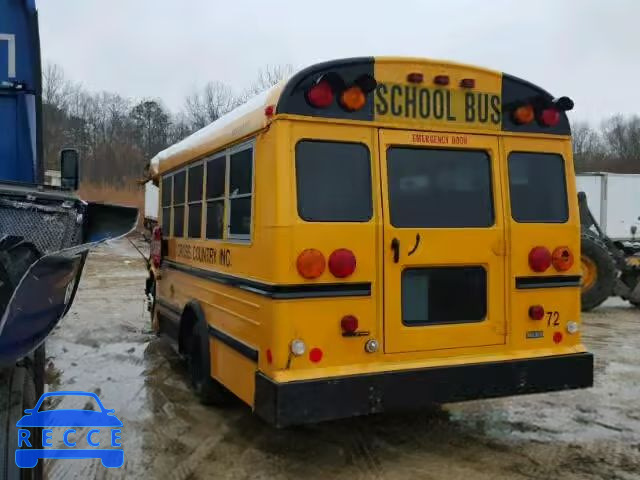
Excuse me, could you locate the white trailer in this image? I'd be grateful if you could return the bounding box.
[576,173,640,241]
[144,180,159,231]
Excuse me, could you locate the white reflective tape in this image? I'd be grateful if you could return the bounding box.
[0,33,16,78]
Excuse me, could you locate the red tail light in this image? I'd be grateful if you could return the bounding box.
[552,246,574,271]
[328,249,356,278]
[553,332,563,344]
[540,108,560,127]
[528,305,544,320]
[150,226,162,268]
[528,246,552,272]
[340,315,359,335]
[306,80,333,108]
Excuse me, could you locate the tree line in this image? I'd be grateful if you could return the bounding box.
[42,63,292,186]
[42,63,640,187]
[573,117,640,173]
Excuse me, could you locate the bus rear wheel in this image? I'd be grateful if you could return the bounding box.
[186,317,233,406]
[580,231,616,311]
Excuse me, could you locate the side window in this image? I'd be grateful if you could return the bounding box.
[173,170,186,238]
[508,152,568,223]
[206,155,226,239]
[161,176,172,235]
[229,148,253,238]
[188,163,204,238]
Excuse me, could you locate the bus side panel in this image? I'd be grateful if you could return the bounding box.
[210,338,255,405]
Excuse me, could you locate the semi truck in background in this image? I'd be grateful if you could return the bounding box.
[577,173,640,310]
[0,2,136,478]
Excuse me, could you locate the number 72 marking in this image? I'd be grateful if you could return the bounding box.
[0,33,16,78]
[546,311,560,327]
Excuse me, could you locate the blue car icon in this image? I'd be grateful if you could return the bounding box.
[15,391,123,468]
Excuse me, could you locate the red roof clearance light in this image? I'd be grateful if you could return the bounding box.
[328,249,356,278]
[528,246,552,272]
[460,78,475,88]
[434,75,449,86]
[540,108,561,127]
[407,72,424,84]
[306,80,334,108]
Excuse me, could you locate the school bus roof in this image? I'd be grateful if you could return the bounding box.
[151,56,571,176]
[150,81,285,176]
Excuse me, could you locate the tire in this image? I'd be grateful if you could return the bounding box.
[186,314,233,406]
[580,230,617,311]
[620,271,640,308]
[0,361,43,480]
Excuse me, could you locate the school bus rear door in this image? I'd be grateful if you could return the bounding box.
[378,129,506,353]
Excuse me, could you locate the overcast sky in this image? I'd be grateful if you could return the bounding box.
[38,0,637,124]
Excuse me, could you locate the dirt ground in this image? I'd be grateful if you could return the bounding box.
[43,238,640,480]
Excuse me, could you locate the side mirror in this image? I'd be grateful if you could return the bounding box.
[60,148,80,190]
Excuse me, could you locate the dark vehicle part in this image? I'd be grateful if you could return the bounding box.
[0,184,138,364]
[0,237,40,313]
[578,191,640,309]
[0,354,42,480]
[580,230,616,311]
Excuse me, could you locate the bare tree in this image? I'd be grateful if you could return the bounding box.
[184,81,239,130]
[240,64,294,101]
[600,115,640,171]
[130,99,171,159]
[572,121,604,172]
[42,63,72,109]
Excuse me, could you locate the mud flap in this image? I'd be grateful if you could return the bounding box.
[0,203,138,365]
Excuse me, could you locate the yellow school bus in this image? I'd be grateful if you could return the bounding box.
[147,57,593,427]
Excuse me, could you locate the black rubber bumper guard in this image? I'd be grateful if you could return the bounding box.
[254,352,594,428]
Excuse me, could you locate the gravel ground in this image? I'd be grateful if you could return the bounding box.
[43,238,640,480]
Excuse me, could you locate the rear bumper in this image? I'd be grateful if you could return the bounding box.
[254,352,593,428]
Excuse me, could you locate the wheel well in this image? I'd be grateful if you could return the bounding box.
[178,301,205,355]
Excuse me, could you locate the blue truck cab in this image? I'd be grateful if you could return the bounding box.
[0,0,42,184]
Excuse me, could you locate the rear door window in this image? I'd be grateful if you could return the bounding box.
[296,140,372,222]
[508,152,568,223]
[402,267,487,325]
[387,148,493,228]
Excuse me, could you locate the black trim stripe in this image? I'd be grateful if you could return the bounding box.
[163,260,371,299]
[208,325,258,362]
[516,275,581,289]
